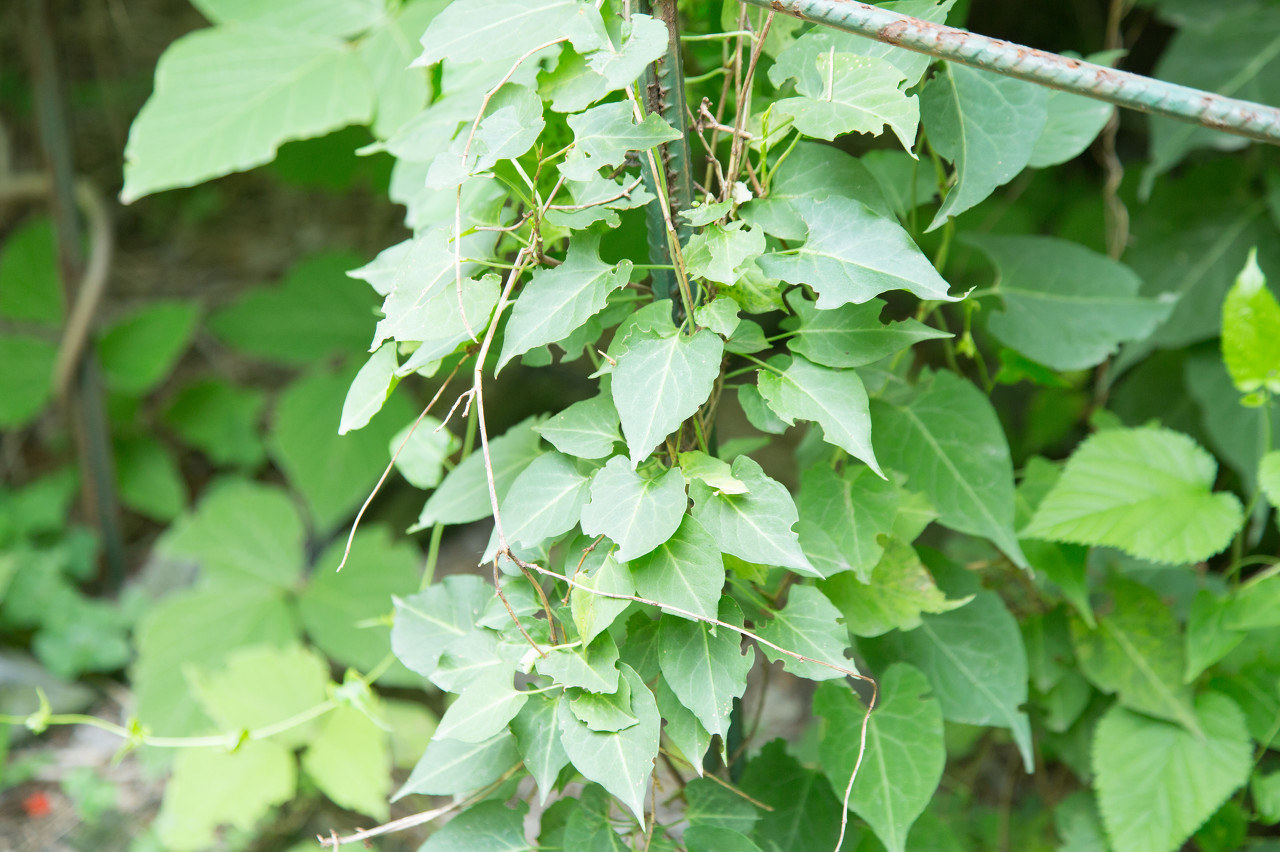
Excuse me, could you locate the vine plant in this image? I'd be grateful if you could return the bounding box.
[15,0,1280,850]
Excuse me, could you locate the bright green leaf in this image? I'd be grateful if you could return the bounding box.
[191,0,385,36]
[561,101,681,181]
[414,0,592,67]
[302,704,391,821]
[0,335,56,428]
[427,84,544,187]
[114,436,186,521]
[1024,426,1244,565]
[1222,248,1280,396]
[1094,693,1251,852]
[190,644,329,750]
[0,217,62,325]
[586,13,667,89]
[163,379,266,468]
[773,52,918,150]
[684,222,765,286]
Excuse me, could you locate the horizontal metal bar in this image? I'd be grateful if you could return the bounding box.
[742,0,1280,146]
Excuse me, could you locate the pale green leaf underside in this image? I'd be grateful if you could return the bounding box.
[757,196,954,308]
[1222,248,1280,395]
[757,355,882,476]
[1024,426,1243,565]
[122,27,373,202]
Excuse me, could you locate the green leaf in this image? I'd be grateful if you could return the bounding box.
[1145,6,1280,186]
[740,740,842,852]
[658,600,754,738]
[757,355,881,476]
[820,537,971,637]
[920,63,1048,230]
[560,786,631,851]
[97,301,199,394]
[499,234,632,372]
[511,693,569,803]
[535,394,621,460]
[427,84,544,187]
[159,479,304,589]
[163,380,266,468]
[1023,426,1244,565]
[269,366,415,534]
[756,196,954,308]
[773,52,918,150]
[302,704,392,821]
[814,664,945,852]
[357,0,445,139]
[756,585,852,681]
[420,800,532,852]
[414,0,591,67]
[678,451,747,496]
[611,325,723,465]
[690,456,815,576]
[537,633,621,694]
[154,740,295,850]
[122,27,373,202]
[132,585,299,737]
[569,674,637,732]
[684,827,763,852]
[586,13,668,89]
[191,0,386,36]
[561,101,681,181]
[685,777,760,834]
[379,273,501,371]
[339,343,399,435]
[435,676,530,743]
[871,371,1028,567]
[1071,577,1198,731]
[655,678,713,770]
[190,644,329,750]
[391,416,458,491]
[569,550,634,645]
[395,730,521,799]
[970,234,1174,371]
[1185,589,1244,683]
[0,335,56,428]
[1261,450,1280,506]
[1093,693,1251,852]
[557,664,659,822]
[1222,248,1280,395]
[114,436,186,521]
[684,222,766,286]
[210,251,378,365]
[1225,572,1280,630]
[784,290,949,369]
[863,578,1034,770]
[416,416,544,529]
[580,458,686,562]
[628,515,724,622]
[1028,79,1115,169]
[743,144,890,239]
[768,1,953,92]
[0,217,62,325]
[796,463,899,581]
[299,527,421,679]
[391,575,491,678]
[485,451,593,557]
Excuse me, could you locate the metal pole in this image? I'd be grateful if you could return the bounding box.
[742,0,1280,147]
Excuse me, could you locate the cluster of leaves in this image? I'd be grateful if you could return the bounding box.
[10,0,1280,849]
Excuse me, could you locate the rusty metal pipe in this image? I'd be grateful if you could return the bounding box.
[742,0,1280,146]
